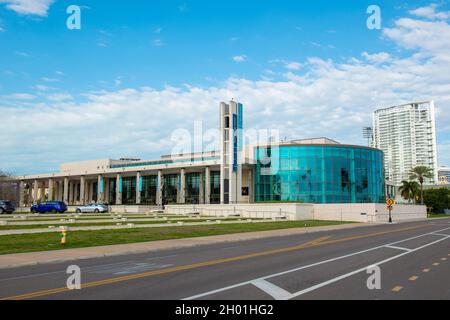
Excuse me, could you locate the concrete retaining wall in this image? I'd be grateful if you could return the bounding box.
[313,203,427,223]
[165,203,314,221]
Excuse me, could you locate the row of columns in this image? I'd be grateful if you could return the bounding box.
[20,167,214,207]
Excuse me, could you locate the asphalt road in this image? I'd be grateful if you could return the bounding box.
[0,218,449,300]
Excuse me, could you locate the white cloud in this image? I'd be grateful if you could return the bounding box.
[6,93,35,100]
[15,50,29,57]
[152,39,164,47]
[41,77,60,82]
[233,55,247,63]
[285,61,302,70]
[362,52,392,63]
[46,93,73,102]
[0,0,54,17]
[410,4,450,20]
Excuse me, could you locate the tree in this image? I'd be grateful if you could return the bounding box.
[423,188,450,213]
[398,180,420,204]
[409,166,434,205]
[0,170,19,203]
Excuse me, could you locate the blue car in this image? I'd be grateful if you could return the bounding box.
[31,201,68,214]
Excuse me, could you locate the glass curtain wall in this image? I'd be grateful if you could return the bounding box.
[163,174,179,204]
[255,145,385,203]
[122,177,136,204]
[141,175,157,205]
[210,171,221,204]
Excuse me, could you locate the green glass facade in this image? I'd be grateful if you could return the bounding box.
[163,174,179,204]
[122,177,136,204]
[186,173,201,204]
[141,175,157,204]
[255,145,385,204]
[210,171,220,204]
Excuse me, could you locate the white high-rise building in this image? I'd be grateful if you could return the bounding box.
[373,101,439,186]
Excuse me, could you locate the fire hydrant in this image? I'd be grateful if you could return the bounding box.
[60,229,67,247]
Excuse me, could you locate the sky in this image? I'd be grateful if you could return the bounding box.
[0,0,449,175]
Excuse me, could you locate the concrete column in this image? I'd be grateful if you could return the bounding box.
[97,175,104,204]
[58,181,63,201]
[80,176,85,205]
[248,168,254,203]
[89,181,93,203]
[156,170,162,206]
[115,174,122,205]
[205,167,211,204]
[39,181,45,202]
[104,178,109,204]
[19,181,25,207]
[199,172,205,204]
[179,168,185,204]
[63,177,69,204]
[136,172,141,204]
[48,179,54,201]
[33,179,39,204]
[69,181,74,205]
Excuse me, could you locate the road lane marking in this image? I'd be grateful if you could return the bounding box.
[185,230,450,300]
[252,279,292,300]
[392,286,403,292]
[409,276,418,281]
[422,269,430,273]
[2,224,445,301]
[441,258,447,261]
[432,262,440,266]
[385,245,412,252]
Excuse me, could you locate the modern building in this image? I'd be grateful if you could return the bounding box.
[15,101,386,207]
[372,101,439,186]
[438,166,450,185]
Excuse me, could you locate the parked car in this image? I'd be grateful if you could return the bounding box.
[31,201,67,214]
[75,203,108,213]
[0,200,15,214]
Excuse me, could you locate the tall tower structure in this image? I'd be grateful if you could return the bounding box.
[220,100,243,204]
[373,101,439,186]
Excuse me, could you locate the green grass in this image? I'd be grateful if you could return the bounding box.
[0,220,351,255]
[428,214,450,218]
[0,218,253,231]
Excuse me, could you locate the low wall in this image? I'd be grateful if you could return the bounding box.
[164,203,314,221]
[313,203,427,223]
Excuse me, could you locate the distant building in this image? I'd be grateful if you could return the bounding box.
[373,101,439,186]
[438,166,450,185]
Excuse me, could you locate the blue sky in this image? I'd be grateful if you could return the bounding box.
[0,0,449,174]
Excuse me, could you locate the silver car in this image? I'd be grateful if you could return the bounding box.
[75,204,108,213]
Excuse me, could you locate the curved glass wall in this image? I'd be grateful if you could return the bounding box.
[255,145,385,203]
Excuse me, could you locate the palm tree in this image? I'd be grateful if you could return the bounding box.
[398,180,420,204]
[409,166,433,205]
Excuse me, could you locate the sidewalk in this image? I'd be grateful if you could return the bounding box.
[0,222,373,269]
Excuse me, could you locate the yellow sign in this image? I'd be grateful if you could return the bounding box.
[386,199,395,207]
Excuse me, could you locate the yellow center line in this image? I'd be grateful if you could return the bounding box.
[0,224,427,300]
[392,286,403,292]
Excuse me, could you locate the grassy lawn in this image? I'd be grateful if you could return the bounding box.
[0,220,351,255]
[428,214,450,218]
[0,218,252,231]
